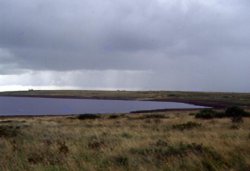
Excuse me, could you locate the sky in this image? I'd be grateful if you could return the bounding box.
[0,0,250,92]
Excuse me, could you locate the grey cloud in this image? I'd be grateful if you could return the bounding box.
[0,0,250,91]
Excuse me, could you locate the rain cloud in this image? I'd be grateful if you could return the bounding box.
[0,0,250,92]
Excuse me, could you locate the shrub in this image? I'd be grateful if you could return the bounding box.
[225,106,248,117]
[154,139,169,147]
[226,106,248,123]
[28,151,62,165]
[28,152,45,164]
[121,132,133,139]
[195,109,219,119]
[140,142,226,170]
[201,159,217,171]
[0,125,20,138]
[108,115,120,119]
[230,124,240,129]
[189,113,196,116]
[142,114,168,119]
[196,107,249,119]
[57,141,69,155]
[231,116,243,123]
[88,138,106,150]
[172,121,202,131]
[229,153,250,171]
[113,155,129,167]
[87,135,119,150]
[77,114,100,120]
[108,114,125,119]
[130,142,218,160]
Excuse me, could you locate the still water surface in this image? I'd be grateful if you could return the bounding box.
[0,96,205,116]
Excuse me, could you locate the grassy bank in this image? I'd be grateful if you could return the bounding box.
[0,110,250,171]
[1,90,250,108]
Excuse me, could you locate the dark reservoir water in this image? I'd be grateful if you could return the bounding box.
[0,96,205,116]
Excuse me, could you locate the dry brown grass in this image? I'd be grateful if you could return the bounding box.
[0,111,250,171]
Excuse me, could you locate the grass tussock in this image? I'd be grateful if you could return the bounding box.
[77,114,101,120]
[172,121,202,131]
[0,111,250,170]
[130,141,223,162]
[108,115,121,119]
[27,140,69,165]
[0,125,21,138]
[141,114,169,119]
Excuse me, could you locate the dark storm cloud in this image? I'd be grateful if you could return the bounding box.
[0,0,250,91]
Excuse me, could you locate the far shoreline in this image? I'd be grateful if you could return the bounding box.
[0,90,250,109]
[0,94,231,108]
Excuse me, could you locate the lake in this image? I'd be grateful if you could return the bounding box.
[0,96,205,116]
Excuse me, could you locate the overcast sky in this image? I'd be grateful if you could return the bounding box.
[0,0,250,92]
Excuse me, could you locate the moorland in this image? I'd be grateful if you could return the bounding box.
[0,90,250,171]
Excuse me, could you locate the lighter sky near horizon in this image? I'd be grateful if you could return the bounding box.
[0,0,250,92]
